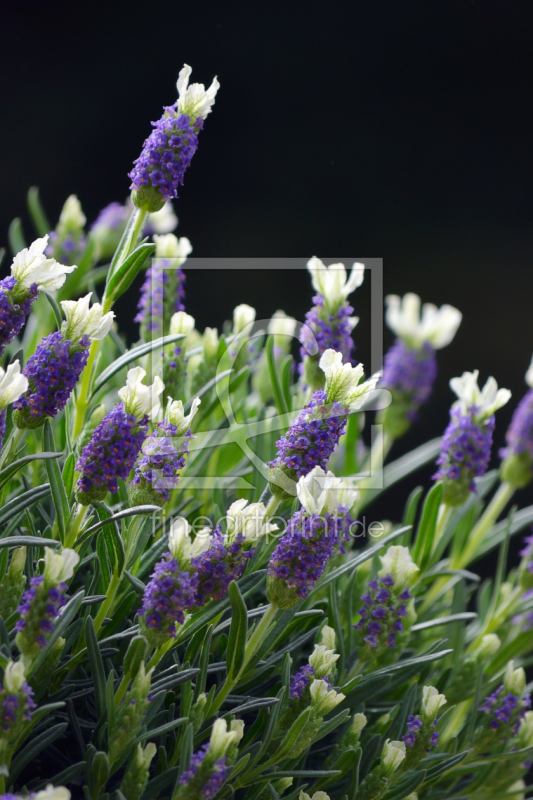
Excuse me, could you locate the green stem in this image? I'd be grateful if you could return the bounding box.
[209,603,279,717]
[0,426,25,470]
[146,638,175,671]
[432,503,453,553]
[114,674,130,707]
[450,482,514,570]
[65,503,87,549]
[93,570,122,633]
[264,494,281,522]
[72,206,147,438]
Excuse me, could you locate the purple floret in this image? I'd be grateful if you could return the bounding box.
[382,339,437,422]
[0,277,38,356]
[13,331,90,427]
[129,109,203,201]
[76,402,149,502]
[269,389,348,480]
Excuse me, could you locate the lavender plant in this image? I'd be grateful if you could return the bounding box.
[0,62,532,800]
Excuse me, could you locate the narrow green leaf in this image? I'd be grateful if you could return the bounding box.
[134,716,187,743]
[93,504,126,575]
[0,451,62,490]
[27,187,51,236]
[43,422,68,542]
[0,536,60,549]
[86,616,107,719]
[43,291,63,329]
[424,750,467,780]
[0,484,50,528]
[105,242,155,303]
[227,581,248,680]
[274,707,313,760]
[412,482,442,566]
[266,335,289,415]
[62,454,75,497]
[383,769,426,799]
[9,723,68,781]
[8,217,26,255]
[281,355,293,412]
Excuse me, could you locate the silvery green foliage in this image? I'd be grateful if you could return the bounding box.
[1,70,533,800]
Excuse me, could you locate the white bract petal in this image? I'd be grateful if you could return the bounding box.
[166,396,201,435]
[309,644,339,678]
[233,304,256,334]
[385,293,462,350]
[350,713,368,736]
[11,236,76,292]
[526,356,533,389]
[268,310,297,341]
[381,739,406,774]
[59,195,86,229]
[307,257,364,307]
[379,545,419,590]
[169,517,212,562]
[177,64,220,121]
[61,294,115,342]
[34,787,71,800]
[225,499,278,542]
[0,361,28,409]
[421,686,446,721]
[504,661,526,696]
[44,547,80,585]
[449,370,511,421]
[309,679,345,715]
[319,349,380,409]
[320,625,336,650]
[299,793,331,800]
[203,327,219,360]
[209,718,242,759]
[477,634,501,658]
[154,233,192,263]
[118,367,165,420]
[148,201,178,234]
[170,311,195,336]
[4,660,27,692]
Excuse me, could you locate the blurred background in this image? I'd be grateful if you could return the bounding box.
[1,0,533,547]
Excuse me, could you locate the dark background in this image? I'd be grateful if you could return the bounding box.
[2,0,533,545]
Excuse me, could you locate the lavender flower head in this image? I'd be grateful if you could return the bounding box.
[0,661,36,750]
[477,663,531,751]
[434,370,511,506]
[300,257,364,391]
[130,64,219,212]
[90,201,131,260]
[163,311,197,400]
[355,546,419,661]
[45,195,87,266]
[0,236,75,355]
[129,396,201,506]
[402,686,446,771]
[267,467,357,609]
[192,499,278,607]
[15,547,79,661]
[501,356,533,488]
[76,367,164,504]
[270,349,379,497]
[13,294,114,430]
[136,233,191,340]
[380,293,462,438]
[175,719,243,800]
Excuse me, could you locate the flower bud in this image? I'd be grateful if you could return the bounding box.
[381,739,406,775]
[379,546,419,590]
[309,644,339,679]
[477,634,501,658]
[421,686,446,723]
[309,679,345,715]
[504,662,526,696]
[119,743,157,800]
